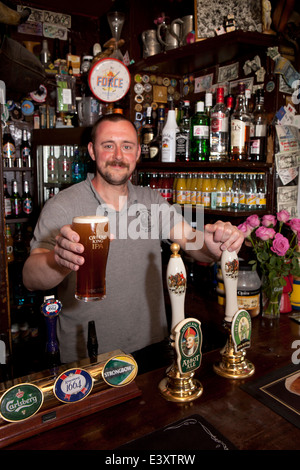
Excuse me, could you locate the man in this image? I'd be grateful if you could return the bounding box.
[23,114,243,367]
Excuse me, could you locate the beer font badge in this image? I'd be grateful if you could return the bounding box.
[102,355,138,387]
[174,319,202,374]
[231,310,252,352]
[0,383,44,422]
[88,58,131,102]
[41,295,62,317]
[54,368,93,403]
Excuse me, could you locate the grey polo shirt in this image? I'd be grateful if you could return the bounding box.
[31,174,183,363]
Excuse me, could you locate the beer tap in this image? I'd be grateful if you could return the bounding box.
[213,250,255,379]
[159,243,203,402]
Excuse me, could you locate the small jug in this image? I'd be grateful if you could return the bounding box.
[141,29,161,58]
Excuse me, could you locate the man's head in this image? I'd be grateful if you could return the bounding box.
[88,114,141,186]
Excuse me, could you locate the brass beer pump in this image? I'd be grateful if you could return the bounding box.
[213,250,255,379]
[159,243,203,402]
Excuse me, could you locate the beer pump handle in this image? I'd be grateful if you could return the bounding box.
[167,243,187,331]
[221,250,239,323]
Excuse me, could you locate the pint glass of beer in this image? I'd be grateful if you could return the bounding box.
[72,215,110,301]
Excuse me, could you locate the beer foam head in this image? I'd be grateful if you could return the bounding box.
[73,215,109,224]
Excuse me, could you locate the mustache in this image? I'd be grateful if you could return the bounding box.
[106,160,129,169]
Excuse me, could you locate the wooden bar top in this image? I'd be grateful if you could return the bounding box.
[3,311,300,451]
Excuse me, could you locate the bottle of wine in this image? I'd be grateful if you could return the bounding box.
[230,82,251,161]
[190,101,210,162]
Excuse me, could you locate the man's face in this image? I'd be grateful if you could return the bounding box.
[88,119,141,186]
[186,336,195,349]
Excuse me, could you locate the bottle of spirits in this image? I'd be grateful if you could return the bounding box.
[250,89,267,162]
[176,100,190,162]
[149,105,165,161]
[190,101,210,161]
[3,177,12,219]
[141,106,155,160]
[22,180,33,216]
[230,82,251,161]
[47,146,58,183]
[20,129,31,167]
[72,145,84,182]
[161,100,179,163]
[11,180,22,218]
[210,87,229,161]
[58,146,72,183]
[3,125,16,167]
[205,92,213,116]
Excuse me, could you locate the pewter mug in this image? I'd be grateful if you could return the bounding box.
[141,29,161,58]
[170,15,193,46]
[157,22,180,51]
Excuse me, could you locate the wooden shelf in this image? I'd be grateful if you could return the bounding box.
[137,161,272,171]
[129,31,279,76]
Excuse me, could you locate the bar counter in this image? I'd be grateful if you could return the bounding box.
[3,301,300,451]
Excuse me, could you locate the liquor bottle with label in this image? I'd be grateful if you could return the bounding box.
[72,145,84,182]
[22,180,33,216]
[5,224,14,263]
[3,177,12,218]
[230,82,251,161]
[210,87,229,161]
[245,173,257,210]
[141,106,155,160]
[161,100,179,163]
[20,129,31,167]
[250,89,267,162]
[190,101,210,162]
[3,125,16,167]
[176,100,190,162]
[47,146,58,183]
[205,92,213,116]
[11,180,22,218]
[58,146,72,183]
[149,105,165,161]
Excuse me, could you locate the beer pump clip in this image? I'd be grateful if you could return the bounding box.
[213,250,255,379]
[159,243,203,402]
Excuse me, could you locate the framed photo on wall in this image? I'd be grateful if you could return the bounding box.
[194,0,263,40]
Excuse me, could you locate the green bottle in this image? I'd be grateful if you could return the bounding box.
[190,101,210,161]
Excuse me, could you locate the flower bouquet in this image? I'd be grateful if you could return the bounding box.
[238,211,300,318]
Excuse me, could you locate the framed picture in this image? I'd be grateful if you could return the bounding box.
[194,0,263,40]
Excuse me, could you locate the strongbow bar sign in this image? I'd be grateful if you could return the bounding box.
[102,355,138,387]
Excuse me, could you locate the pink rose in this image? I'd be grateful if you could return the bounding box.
[238,222,252,238]
[289,218,300,234]
[277,210,290,223]
[255,226,275,241]
[262,214,277,228]
[246,214,260,228]
[271,233,290,256]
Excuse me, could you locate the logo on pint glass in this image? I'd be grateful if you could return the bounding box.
[0,383,44,422]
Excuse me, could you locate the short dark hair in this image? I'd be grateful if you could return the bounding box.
[90,114,137,145]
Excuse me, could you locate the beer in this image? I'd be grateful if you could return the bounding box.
[72,216,110,301]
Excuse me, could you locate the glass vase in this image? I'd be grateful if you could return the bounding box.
[261,277,283,319]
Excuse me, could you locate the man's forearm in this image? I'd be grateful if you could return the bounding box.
[23,250,71,291]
